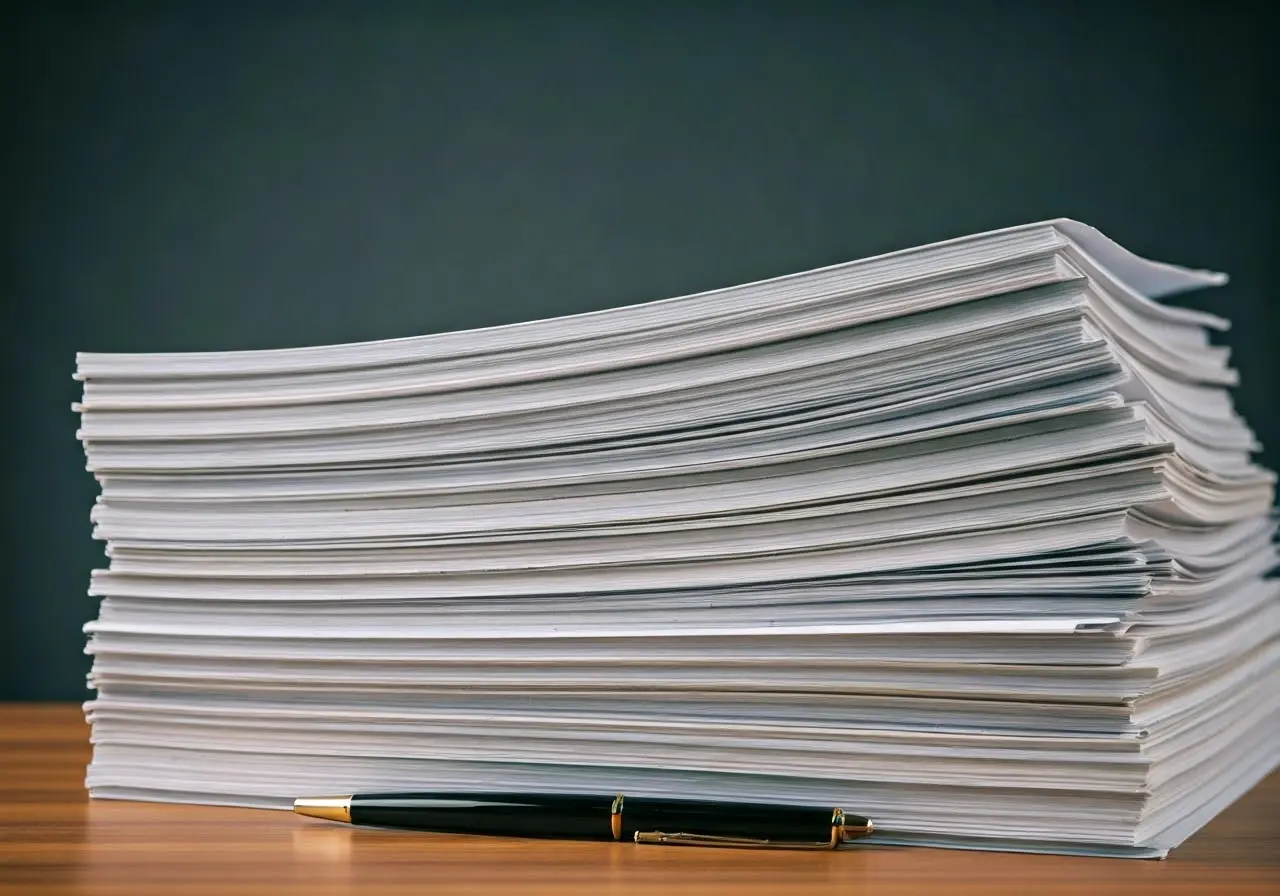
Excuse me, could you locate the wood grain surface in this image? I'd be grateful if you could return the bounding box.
[1,704,1277,895]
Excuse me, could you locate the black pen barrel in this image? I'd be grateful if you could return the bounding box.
[620,796,841,843]
[349,792,617,840]
[338,792,870,846]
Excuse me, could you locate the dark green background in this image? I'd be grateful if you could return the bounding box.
[4,2,1276,699]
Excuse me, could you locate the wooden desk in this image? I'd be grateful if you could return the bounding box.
[2,704,1277,895]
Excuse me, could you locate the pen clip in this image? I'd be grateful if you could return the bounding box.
[633,809,871,850]
[634,831,838,850]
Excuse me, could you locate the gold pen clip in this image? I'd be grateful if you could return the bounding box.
[633,809,871,850]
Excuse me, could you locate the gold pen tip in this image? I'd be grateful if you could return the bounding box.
[293,796,352,824]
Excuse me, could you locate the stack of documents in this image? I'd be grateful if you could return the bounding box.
[75,220,1278,857]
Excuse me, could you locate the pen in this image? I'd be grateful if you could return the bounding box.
[294,791,873,850]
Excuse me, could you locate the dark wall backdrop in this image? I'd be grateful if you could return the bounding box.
[4,2,1276,700]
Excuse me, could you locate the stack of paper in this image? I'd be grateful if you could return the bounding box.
[75,220,1278,857]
